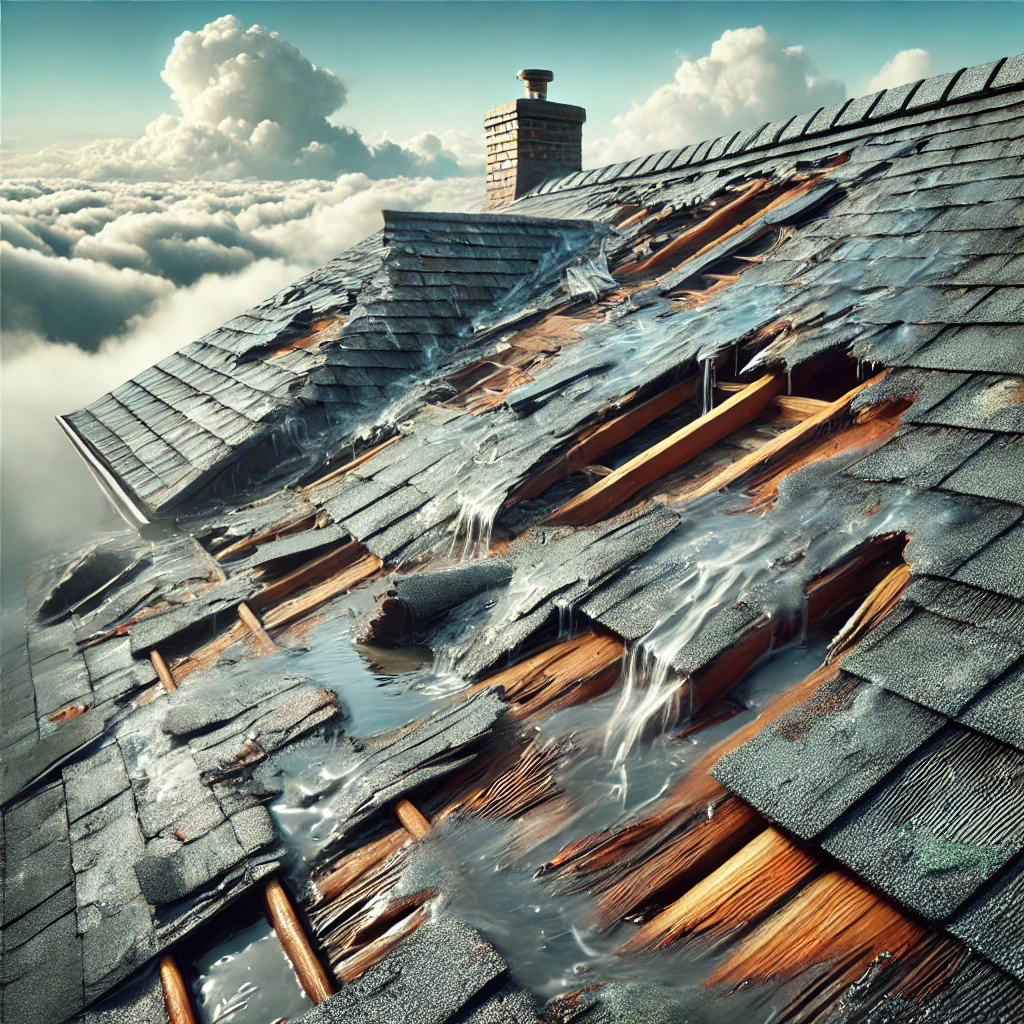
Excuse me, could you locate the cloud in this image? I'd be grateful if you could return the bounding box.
[1,241,174,349]
[4,15,473,181]
[1,175,482,344]
[587,27,845,165]
[866,49,932,92]
[0,259,306,600]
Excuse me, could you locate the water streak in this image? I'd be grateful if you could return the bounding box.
[604,522,777,767]
[448,490,504,561]
[700,357,715,417]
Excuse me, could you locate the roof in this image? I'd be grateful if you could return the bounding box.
[4,52,1024,1024]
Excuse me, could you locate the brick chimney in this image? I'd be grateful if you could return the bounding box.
[484,69,586,210]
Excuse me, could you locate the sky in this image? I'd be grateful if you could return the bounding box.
[2,0,1022,599]
[4,2,1022,152]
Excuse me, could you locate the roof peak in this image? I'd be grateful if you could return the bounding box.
[525,52,1023,199]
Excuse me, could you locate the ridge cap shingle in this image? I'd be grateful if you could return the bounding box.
[521,51,1023,199]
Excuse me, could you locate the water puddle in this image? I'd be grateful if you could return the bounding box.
[279,615,438,737]
[187,917,310,1024]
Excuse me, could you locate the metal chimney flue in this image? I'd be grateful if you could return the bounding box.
[484,69,585,210]
[517,68,554,100]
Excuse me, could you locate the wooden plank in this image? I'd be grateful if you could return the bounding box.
[620,827,819,953]
[316,829,409,901]
[265,878,336,1004]
[770,395,831,419]
[511,375,701,504]
[250,541,364,611]
[621,179,770,277]
[548,373,785,525]
[213,514,316,563]
[395,798,432,839]
[682,372,886,503]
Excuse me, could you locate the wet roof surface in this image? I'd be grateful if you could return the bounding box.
[4,53,1024,1024]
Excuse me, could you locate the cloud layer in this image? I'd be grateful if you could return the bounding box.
[1,175,482,347]
[3,16,473,181]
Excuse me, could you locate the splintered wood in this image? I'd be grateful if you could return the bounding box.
[705,869,927,991]
[464,631,624,718]
[170,541,381,682]
[619,827,819,953]
[620,179,769,277]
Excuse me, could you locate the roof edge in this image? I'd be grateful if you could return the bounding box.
[57,414,152,531]
[524,52,1023,199]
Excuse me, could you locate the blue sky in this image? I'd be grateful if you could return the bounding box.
[3,1,1023,152]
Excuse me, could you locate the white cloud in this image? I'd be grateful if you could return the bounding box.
[1,175,482,344]
[0,259,305,591]
[587,27,845,165]
[3,15,474,181]
[866,49,932,93]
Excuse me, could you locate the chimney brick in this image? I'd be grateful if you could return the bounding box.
[484,95,585,210]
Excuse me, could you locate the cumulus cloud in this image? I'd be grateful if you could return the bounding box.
[866,49,932,92]
[4,15,474,181]
[587,27,845,165]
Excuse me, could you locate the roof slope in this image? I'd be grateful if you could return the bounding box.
[5,51,1024,1024]
[61,211,604,522]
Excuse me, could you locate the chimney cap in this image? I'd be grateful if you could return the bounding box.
[517,69,554,84]
[517,69,554,100]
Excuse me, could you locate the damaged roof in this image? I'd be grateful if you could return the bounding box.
[4,52,1024,1024]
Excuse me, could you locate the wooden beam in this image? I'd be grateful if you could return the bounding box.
[621,179,770,277]
[658,176,827,289]
[150,649,177,692]
[510,375,700,505]
[265,878,336,1004]
[682,372,886,504]
[159,955,197,1024]
[548,373,785,525]
[237,601,278,655]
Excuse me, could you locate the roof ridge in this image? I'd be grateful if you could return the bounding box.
[524,51,1023,199]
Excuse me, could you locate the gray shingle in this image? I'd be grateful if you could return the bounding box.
[842,606,1021,716]
[712,674,945,840]
[958,660,1024,751]
[822,726,1024,921]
